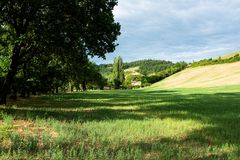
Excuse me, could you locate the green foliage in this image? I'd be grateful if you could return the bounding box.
[123,74,141,89]
[124,59,173,75]
[0,0,121,103]
[82,61,107,90]
[191,54,240,67]
[100,59,173,77]
[99,64,113,82]
[147,62,188,83]
[112,56,125,89]
[15,56,106,94]
[0,57,10,77]
[0,25,13,77]
[0,112,14,138]
[100,59,174,87]
[123,74,150,89]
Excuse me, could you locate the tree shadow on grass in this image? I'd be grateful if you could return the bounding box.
[3,90,175,109]
[131,135,234,159]
[1,89,240,158]
[1,90,240,126]
[132,91,240,159]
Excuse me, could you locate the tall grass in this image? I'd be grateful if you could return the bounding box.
[0,85,240,159]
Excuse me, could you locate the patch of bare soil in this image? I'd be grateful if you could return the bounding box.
[0,120,58,149]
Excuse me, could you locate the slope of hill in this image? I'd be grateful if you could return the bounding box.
[124,66,141,76]
[216,51,240,59]
[151,61,240,89]
[191,52,240,67]
[124,60,173,75]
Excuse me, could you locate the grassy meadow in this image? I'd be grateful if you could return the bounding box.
[0,85,240,159]
[152,61,240,89]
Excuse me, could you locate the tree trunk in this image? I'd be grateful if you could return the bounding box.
[82,80,87,91]
[20,64,27,98]
[0,65,18,104]
[20,89,26,98]
[0,45,21,104]
[56,87,59,94]
[10,82,18,100]
[26,90,30,98]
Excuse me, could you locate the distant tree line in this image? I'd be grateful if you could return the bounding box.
[100,59,187,88]
[124,60,173,75]
[147,62,188,84]
[99,59,173,77]
[190,54,240,67]
[87,53,240,90]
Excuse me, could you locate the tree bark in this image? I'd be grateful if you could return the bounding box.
[56,87,59,94]
[10,82,18,100]
[20,64,27,98]
[82,80,87,91]
[0,44,21,104]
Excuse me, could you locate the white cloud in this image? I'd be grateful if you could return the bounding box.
[95,0,240,64]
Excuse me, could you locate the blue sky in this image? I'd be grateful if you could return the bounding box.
[94,0,240,64]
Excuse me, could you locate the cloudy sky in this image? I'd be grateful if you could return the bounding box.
[94,0,240,64]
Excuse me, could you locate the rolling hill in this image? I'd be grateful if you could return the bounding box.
[99,59,173,80]
[215,51,240,59]
[151,61,240,89]
[124,66,142,76]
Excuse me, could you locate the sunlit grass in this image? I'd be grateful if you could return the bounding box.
[0,85,240,159]
[151,61,240,89]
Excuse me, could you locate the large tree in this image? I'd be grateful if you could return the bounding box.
[72,59,106,91]
[0,0,120,104]
[112,56,124,89]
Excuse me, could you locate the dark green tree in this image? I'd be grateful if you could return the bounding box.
[69,56,106,91]
[112,56,124,89]
[81,62,107,91]
[0,0,120,104]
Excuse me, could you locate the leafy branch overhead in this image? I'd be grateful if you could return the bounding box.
[0,0,121,104]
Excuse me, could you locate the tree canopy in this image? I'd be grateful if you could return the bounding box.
[0,0,120,104]
[112,56,124,89]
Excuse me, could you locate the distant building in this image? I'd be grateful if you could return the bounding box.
[104,86,111,90]
[131,81,142,87]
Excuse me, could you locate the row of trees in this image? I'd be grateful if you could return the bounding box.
[0,0,121,104]
[190,54,240,67]
[1,55,107,98]
[147,62,188,84]
[124,59,173,75]
[99,59,174,78]
[99,59,175,88]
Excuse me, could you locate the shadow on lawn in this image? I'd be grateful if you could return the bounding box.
[132,135,239,159]
[1,89,240,158]
[1,90,240,124]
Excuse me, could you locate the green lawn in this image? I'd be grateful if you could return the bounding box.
[0,86,240,159]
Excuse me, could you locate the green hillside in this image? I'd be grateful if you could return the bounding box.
[191,51,240,67]
[99,59,176,87]
[99,59,173,77]
[151,61,240,89]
